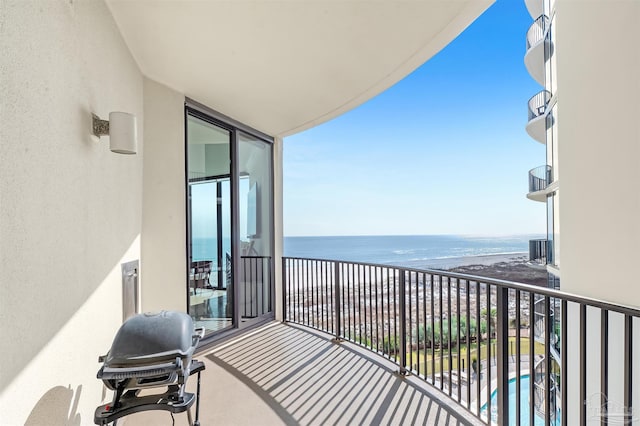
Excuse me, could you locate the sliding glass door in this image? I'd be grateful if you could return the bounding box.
[187,113,233,335]
[186,105,274,337]
[238,132,273,319]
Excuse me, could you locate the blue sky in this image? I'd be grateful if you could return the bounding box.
[283,0,545,237]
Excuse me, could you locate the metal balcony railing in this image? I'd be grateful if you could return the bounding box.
[529,165,552,193]
[188,170,208,181]
[529,238,549,264]
[526,15,550,51]
[528,90,552,122]
[240,255,272,318]
[283,257,640,425]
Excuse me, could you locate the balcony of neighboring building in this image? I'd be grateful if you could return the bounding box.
[526,90,553,143]
[529,238,550,264]
[525,15,553,86]
[527,165,553,202]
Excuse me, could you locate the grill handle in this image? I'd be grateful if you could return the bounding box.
[192,327,205,346]
[99,359,181,380]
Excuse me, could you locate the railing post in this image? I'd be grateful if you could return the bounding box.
[398,269,408,375]
[496,286,509,425]
[624,314,633,422]
[333,261,342,341]
[281,257,287,322]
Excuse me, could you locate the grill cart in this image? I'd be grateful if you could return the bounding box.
[94,311,205,425]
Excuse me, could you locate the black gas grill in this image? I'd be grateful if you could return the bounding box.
[94,311,205,425]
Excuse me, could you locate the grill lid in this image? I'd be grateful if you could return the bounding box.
[105,311,195,365]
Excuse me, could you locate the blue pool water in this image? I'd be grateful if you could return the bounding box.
[481,375,560,426]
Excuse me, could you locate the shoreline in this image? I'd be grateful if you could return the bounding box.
[390,252,548,286]
[390,252,529,270]
[284,251,549,287]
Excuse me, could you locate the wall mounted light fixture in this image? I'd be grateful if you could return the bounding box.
[92,112,137,154]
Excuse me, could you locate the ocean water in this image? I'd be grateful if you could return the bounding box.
[284,235,541,268]
[192,237,232,261]
[193,234,542,269]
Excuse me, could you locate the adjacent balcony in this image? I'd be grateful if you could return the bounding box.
[529,238,550,264]
[525,15,554,86]
[526,90,553,143]
[527,165,552,202]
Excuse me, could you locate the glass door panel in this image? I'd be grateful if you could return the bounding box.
[237,132,274,321]
[187,114,233,335]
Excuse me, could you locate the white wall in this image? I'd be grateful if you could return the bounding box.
[141,78,186,313]
[557,6,640,423]
[556,1,640,307]
[0,0,143,424]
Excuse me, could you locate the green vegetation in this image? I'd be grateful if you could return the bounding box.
[373,313,546,375]
[350,313,550,376]
[406,336,546,375]
[414,316,486,348]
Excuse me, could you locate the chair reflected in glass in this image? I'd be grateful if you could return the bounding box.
[190,260,213,294]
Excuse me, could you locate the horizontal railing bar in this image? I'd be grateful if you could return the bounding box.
[283,257,640,317]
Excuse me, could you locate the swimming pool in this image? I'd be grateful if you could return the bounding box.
[480,375,561,425]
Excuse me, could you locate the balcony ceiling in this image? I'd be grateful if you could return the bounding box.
[106,0,493,137]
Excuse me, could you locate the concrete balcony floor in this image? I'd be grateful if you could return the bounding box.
[124,322,483,425]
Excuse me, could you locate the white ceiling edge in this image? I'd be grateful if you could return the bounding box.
[279,2,495,138]
[106,0,494,139]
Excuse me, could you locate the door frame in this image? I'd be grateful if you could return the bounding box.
[184,99,276,341]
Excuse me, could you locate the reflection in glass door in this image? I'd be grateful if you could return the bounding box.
[186,104,275,338]
[238,132,274,321]
[187,113,233,335]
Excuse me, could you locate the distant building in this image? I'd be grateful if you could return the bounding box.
[524,0,559,289]
[525,0,640,300]
[525,1,640,422]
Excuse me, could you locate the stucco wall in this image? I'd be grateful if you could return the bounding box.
[555,1,640,307]
[556,4,640,422]
[141,78,186,313]
[0,0,143,424]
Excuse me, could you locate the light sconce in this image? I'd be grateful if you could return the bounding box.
[92,112,137,155]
